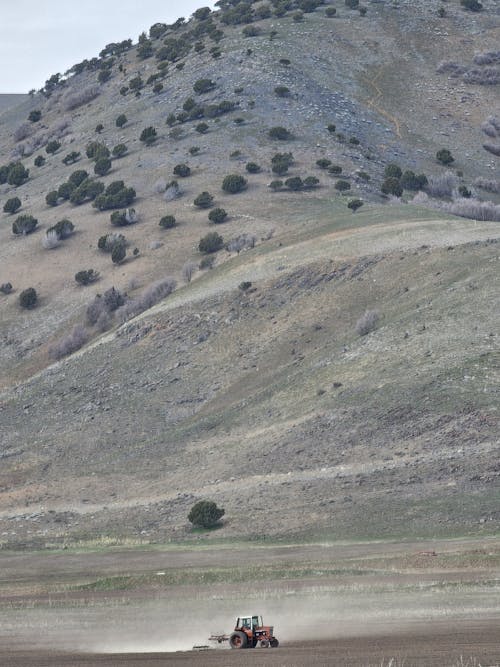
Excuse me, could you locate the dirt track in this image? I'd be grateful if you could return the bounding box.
[2,622,499,666]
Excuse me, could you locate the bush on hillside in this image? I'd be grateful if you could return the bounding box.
[75,269,100,286]
[3,197,21,214]
[159,215,176,229]
[222,174,247,193]
[94,157,112,176]
[199,231,224,254]
[173,163,191,177]
[140,126,157,146]
[268,126,292,140]
[7,162,29,186]
[193,78,216,94]
[19,287,37,309]
[34,155,45,167]
[208,207,227,224]
[436,148,454,165]
[194,191,214,208]
[112,144,128,158]
[188,500,225,528]
[355,309,380,336]
[381,177,403,197]
[45,140,61,155]
[12,215,38,235]
[116,114,127,128]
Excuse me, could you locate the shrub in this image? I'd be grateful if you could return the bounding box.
[325,7,337,16]
[355,309,379,336]
[400,170,428,191]
[188,500,224,528]
[173,163,191,177]
[62,151,81,165]
[285,176,303,191]
[194,191,214,208]
[95,123,104,134]
[153,83,164,94]
[42,230,61,250]
[460,0,482,10]
[69,170,89,187]
[193,78,216,94]
[45,140,61,155]
[63,86,99,110]
[112,144,128,158]
[159,215,176,229]
[7,162,29,186]
[94,157,112,176]
[226,233,257,253]
[116,114,127,128]
[13,214,38,235]
[70,178,106,205]
[34,155,45,167]
[345,0,359,7]
[86,141,110,161]
[381,177,403,197]
[473,177,500,194]
[384,163,402,179]
[436,148,454,165]
[328,165,342,175]
[57,181,75,200]
[293,10,304,21]
[274,85,290,97]
[75,269,100,286]
[348,199,364,212]
[93,181,136,210]
[245,162,260,173]
[199,231,224,253]
[425,172,457,198]
[48,325,88,360]
[349,136,360,145]
[110,208,138,226]
[268,126,292,140]
[86,287,125,325]
[303,176,319,189]
[111,243,126,264]
[19,287,37,309]
[0,283,13,294]
[28,110,42,122]
[196,122,209,134]
[269,180,283,191]
[140,126,157,146]
[182,261,197,283]
[208,207,227,223]
[164,181,182,201]
[97,232,126,252]
[47,218,74,239]
[335,180,351,192]
[3,197,21,214]
[327,123,336,133]
[243,25,261,37]
[128,75,144,91]
[189,146,200,156]
[46,190,59,206]
[316,158,332,169]
[222,174,247,194]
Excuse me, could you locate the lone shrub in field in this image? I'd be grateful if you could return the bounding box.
[188,500,225,528]
[173,163,191,177]
[46,190,59,206]
[274,85,290,97]
[47,218,74,239]
[208,207,227,223]
[62,151,81,165]
[3,197,21,214]
[196,122,209,134]
[222,174,247,193]
[355,309,380,336]
[335,180,351,191]
[268,126,292,140]
[75,269,100,286]
[34,155,45,167]
[13,214,38,235]
[246,162,260,173]
[436,148,454,165]
[19,287,37,309]
[116,114,127,128]
[348,199,364,212]
[159,215,176,229]
[140,126,157,146]
[28,110,42,123]
[199,231,224,253]
[194,191,214,208]
[112,144,128,158]
[45,140,61,155]
[193,78,216,94]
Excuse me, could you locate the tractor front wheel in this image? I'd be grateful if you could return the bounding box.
[270,638,279,648]
[229,631,248,649]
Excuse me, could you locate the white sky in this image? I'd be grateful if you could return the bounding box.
[0,1,216,93]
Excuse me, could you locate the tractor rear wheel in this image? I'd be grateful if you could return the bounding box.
[270,638,279,648]
[229,631,248,649]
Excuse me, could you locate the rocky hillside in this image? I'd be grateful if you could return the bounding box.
[0,0,498,548]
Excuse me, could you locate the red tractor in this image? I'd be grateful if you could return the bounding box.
[209,614,279,649]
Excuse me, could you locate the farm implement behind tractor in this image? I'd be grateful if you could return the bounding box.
[209,614,279,649]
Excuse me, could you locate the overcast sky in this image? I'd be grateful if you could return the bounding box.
[0,1,216,93]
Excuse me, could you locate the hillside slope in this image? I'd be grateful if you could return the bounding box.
[0,0,498,547]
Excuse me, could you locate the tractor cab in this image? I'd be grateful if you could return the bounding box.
[229,614,279,649]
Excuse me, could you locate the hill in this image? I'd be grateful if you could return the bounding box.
[0,0,498,548]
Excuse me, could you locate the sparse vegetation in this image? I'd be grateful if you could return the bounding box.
[173,163,191,177]
[199,231,224,253]
[436,148,454,166]
[355,309,380,336]
[194,191,214,208]
[222,174,247,194]
[12,214,38,235]
[19,287,38,309]
[3,197,21,214]
[159,215,176,229]
[75,269,100,286]
[140,126,157,146]
[268,126,292,140]
[208,207,227,224]
[48,325,88,360]
[45,140,61,155]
